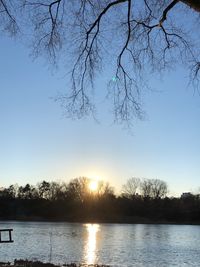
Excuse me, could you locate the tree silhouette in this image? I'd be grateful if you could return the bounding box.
[122,177,141,199]
[140,178,168,199]
[66,177,90,203]
[1,1,200,124]
[1,178,200,223]
[38,181,51,199]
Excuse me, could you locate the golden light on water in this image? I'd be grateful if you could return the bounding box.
[84,224,100,264]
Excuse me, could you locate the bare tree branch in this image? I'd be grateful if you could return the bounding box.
[159,0,179,26]
[0,0,200,125]
[0,0,19,35]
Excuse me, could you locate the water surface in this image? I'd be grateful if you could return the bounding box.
[0,221,200,266]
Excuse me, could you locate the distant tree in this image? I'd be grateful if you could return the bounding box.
[37,180,51,199]
[1,1,200,124]
[140,178,168,199]
[5,184,18,199]
[151,179,168,199]
[2,180,200,222]
[97,181,115,198]
[66,177,115,204]
[122,177,141,199]
[48,181,68,201]
[17,183,38,199]
[66,177,90,203]
[140,179,153,198]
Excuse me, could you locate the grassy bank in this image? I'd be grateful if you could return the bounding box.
[0,260,109,267]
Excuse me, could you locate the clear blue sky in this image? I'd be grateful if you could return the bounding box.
[0,35,200,196]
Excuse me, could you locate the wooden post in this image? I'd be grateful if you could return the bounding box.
[9,229,12,242]
[0,229,13,243]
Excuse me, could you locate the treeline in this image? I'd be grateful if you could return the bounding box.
[0,177,200,224]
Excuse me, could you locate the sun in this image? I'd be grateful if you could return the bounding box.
[88,180,98,192]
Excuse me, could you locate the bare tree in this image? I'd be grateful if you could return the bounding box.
[1,1,200,124]
[96,181,115,198]
[140,178,168,199]
[66,177,115,203]
[140,178,153,198]
[66,177,90,203]
[151,179,168,199]
[122,177,141,198]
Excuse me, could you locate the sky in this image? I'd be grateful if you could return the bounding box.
[0,35,200,197]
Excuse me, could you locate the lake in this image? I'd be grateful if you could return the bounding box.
[0,221,200,266]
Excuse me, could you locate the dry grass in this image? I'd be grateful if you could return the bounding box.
[0,260,109,267]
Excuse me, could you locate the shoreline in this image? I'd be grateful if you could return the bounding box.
[0,260,110,267]
[0,217,200,225]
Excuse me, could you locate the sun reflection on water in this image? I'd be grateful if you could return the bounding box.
[84,224,100,264]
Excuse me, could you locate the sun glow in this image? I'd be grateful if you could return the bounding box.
[89,180,98,192]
